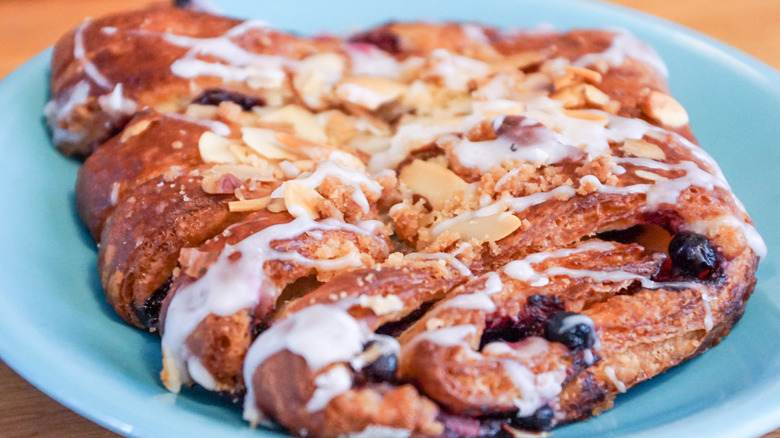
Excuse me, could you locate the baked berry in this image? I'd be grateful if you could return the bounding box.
[173,0,191,7]
[134,277,171,331]
[192,88,265,111]
[511,405,555,431]
[348,30,401,54]
[544,311,596,351]
[668,231,717,279]
[359,339,398,383]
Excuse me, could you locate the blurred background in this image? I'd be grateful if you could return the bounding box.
[0,0,777,437]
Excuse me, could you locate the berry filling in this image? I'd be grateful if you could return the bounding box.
[544,311,596,351]
[479,295,564,350]
[135,277,172,331]
[191,88,265,111]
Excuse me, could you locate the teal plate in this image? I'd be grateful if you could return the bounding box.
[1,0,779,436]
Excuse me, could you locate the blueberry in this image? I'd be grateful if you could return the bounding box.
[359,339,398,383]
[511,405,555,432]
[192,89,265,111]
[134,277,171,331]
[668,231,717,278]
[173,0,191,7]
[544,311,596,351]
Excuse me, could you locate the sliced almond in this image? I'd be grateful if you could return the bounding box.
[241,127,301,161]
[335,76,408,110]
[198,131,239,164]
[635,170,669,182]
[551,85,585,109]
[564,65,603,83]
[582,84,610,106]
[399,159,471,208]
[553,72,577,91]
[267,198,287,213]
[120,119,152,142]
[293,53,346,110]
[292,160,316,172]
[641,91,689,128]
[227,144,271,166]
[229,196,272,212]
[563,109,610,125]
[259,105,328,144]
[283,182,323,219]
[448,212,522,242]
[620,138,666,160]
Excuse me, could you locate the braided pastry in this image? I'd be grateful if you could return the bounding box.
[49,3,765,437]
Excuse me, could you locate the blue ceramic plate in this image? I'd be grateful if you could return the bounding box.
[1,0,779,437]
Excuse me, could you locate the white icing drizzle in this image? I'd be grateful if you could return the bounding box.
[162,217,377,393]
[163,112,231,136]
[367,123,455,172]
[344,44,402,79]
[74,19,112,89]
[242,305,371,422]
[442,292,497,312]
[432,185,576,237]
[97,83,137,115]
[460,24,490,44]
[44,80,91,145]
[345,426,411,438]
[604,365,627,393]
[504,361,567,417]
[483,336,551,359]
[405,251,473,276]
[453,120,581,171]
[574,30,669,78]
[689,214,767,260]
[162,20,293,86]
[409,324,477,348]
[270,159,382,213]
[429,49,491,91]
[306,365,353,412]
[504,239,700,291]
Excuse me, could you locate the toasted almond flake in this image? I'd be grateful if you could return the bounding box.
[553,72,576,91]
[335,76,408,110]
[620,139,666,160]
[641,91,689,128]
[228,196,271,212]
[292,160,316,172]
[447,212,521,243]
[198,131,239,164]
[635,170,669,182]
[283,182,323,219]
[241,127,301,161]
[551,85,585,109]
[120,119,152,142]
[582,84,610,106]
[185,104,219,120]
[267,198,287,213]
[399,159,471,208]
[260,105,328,144]
[274,132,330,153]
[293,53,345,110]
[491,51,544,72]
[564,65,603,83]
[563,109,609,125]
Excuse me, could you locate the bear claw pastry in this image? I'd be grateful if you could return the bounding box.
[49,3,765,437]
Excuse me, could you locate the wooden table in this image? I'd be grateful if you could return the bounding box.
[0,1,777,437]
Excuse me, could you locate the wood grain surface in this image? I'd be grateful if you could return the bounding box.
[0,1,777,437]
